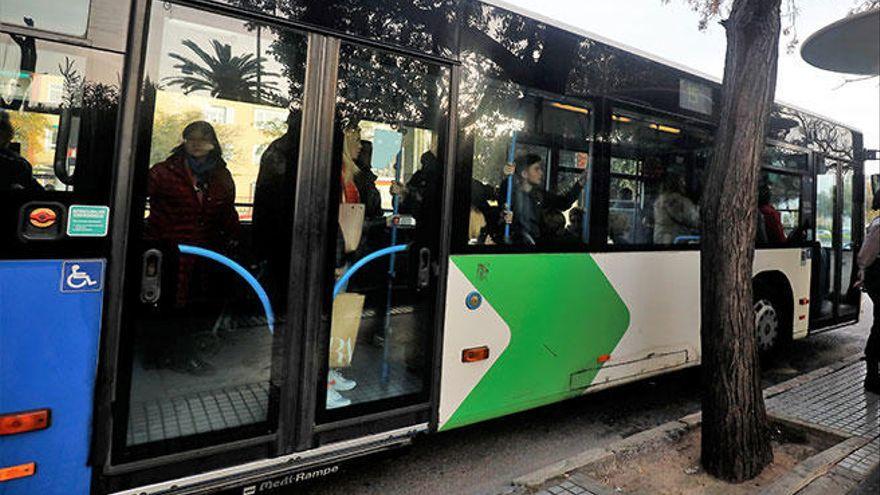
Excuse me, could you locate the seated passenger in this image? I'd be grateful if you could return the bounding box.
[501,154,587,245]
[541,208,568,242]
[0,110,41,192]
[653,174,699,245]
[758,183,786,243]
[144,120,240,375]
[609,211,633,245]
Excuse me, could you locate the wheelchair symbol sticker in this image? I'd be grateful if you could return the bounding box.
[60,260,105,293]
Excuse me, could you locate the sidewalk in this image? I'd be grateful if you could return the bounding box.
[511,356,879,495]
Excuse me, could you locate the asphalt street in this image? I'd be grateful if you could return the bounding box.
[309,302,873,495]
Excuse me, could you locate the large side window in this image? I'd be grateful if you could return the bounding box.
[460,83,594,247]
[758,146,810,245]
[607,109,711,247]
[0,30,122,255]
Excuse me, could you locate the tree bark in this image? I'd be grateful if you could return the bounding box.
[700,0,781,482]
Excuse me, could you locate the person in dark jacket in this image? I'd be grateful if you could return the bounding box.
[144,120,240,375]
[253,111,300,308]
[0,109,41,192]
[501,154,586,245]
[856,192,880,393]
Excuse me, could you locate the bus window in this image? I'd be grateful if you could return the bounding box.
[116,1,307,456]
[459,84,594,247]
[321,43,449,414]
[0,0,90,37]
[608,110,711,247]
[0,37,120,193]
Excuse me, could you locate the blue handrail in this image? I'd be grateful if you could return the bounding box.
[503,131,518,244]
[179,244,275,334]
[333,244,409,299]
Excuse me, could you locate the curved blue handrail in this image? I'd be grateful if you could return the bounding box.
[179,244,275,334]
[333,244,409,299]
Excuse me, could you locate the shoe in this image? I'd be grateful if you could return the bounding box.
[329,369,357,391]
[326,388,351,409]
[171,356,216,376]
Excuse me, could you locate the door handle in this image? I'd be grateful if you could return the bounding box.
[140,248,163,304]
[417,247,431,290]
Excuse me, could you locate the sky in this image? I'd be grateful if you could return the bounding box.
[502,0,880,172]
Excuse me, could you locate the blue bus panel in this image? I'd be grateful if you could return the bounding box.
[0,260,104,495]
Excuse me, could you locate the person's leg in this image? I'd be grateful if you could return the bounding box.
[865,290,880,392]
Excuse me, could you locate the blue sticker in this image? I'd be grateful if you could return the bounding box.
[60,260,105,293]
[465,291,483,310]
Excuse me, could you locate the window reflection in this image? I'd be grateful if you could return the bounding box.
[0,0,90,37]
[0,34,120,193]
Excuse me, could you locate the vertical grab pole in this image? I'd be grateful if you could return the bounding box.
[503,131,518,244]
[382,145,403,384]
[581,164,591,242]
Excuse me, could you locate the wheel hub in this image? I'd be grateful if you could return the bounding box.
[754,299,779,352]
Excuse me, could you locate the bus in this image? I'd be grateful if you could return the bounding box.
[0,0,868,493]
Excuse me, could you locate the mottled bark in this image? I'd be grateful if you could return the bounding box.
[700,0,781,482]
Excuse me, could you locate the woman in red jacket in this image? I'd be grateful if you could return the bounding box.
[144,120,240,375]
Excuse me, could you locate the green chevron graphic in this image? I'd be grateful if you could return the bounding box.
[442,253,630,430]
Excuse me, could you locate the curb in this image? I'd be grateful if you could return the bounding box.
[511,354,868,490]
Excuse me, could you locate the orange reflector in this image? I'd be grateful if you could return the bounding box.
[799,315,807,320]
[462,346,489,363]
[597,354,611,363]
[799,298,810,305]
[0,409,50,436]
[0,463,35,482]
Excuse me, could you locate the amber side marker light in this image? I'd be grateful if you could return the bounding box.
[597,354,612,363]
[462,346,490,363]
[0,409,50,436]
[0,463,36,482]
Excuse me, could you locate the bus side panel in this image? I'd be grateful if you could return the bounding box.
[753,248,812,339]
[438,254,632,431]
[438,250,807,431]
[0,260,103,495]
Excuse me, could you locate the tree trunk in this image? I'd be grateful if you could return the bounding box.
[700,0,781,482]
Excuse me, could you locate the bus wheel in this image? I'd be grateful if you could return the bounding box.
[754,298,780,354]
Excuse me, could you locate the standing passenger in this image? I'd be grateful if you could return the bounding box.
[501,154,586,244]
[856,193,880,394]
[144,121,240,375]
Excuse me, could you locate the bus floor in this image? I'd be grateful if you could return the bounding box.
[125,307,423,446]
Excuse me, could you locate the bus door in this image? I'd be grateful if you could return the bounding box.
[106,1,312,470]
[101,2,453,488]
[311,41,452,440]
[812,155,861,327]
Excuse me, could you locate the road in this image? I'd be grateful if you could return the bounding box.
[310,303,872,495]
